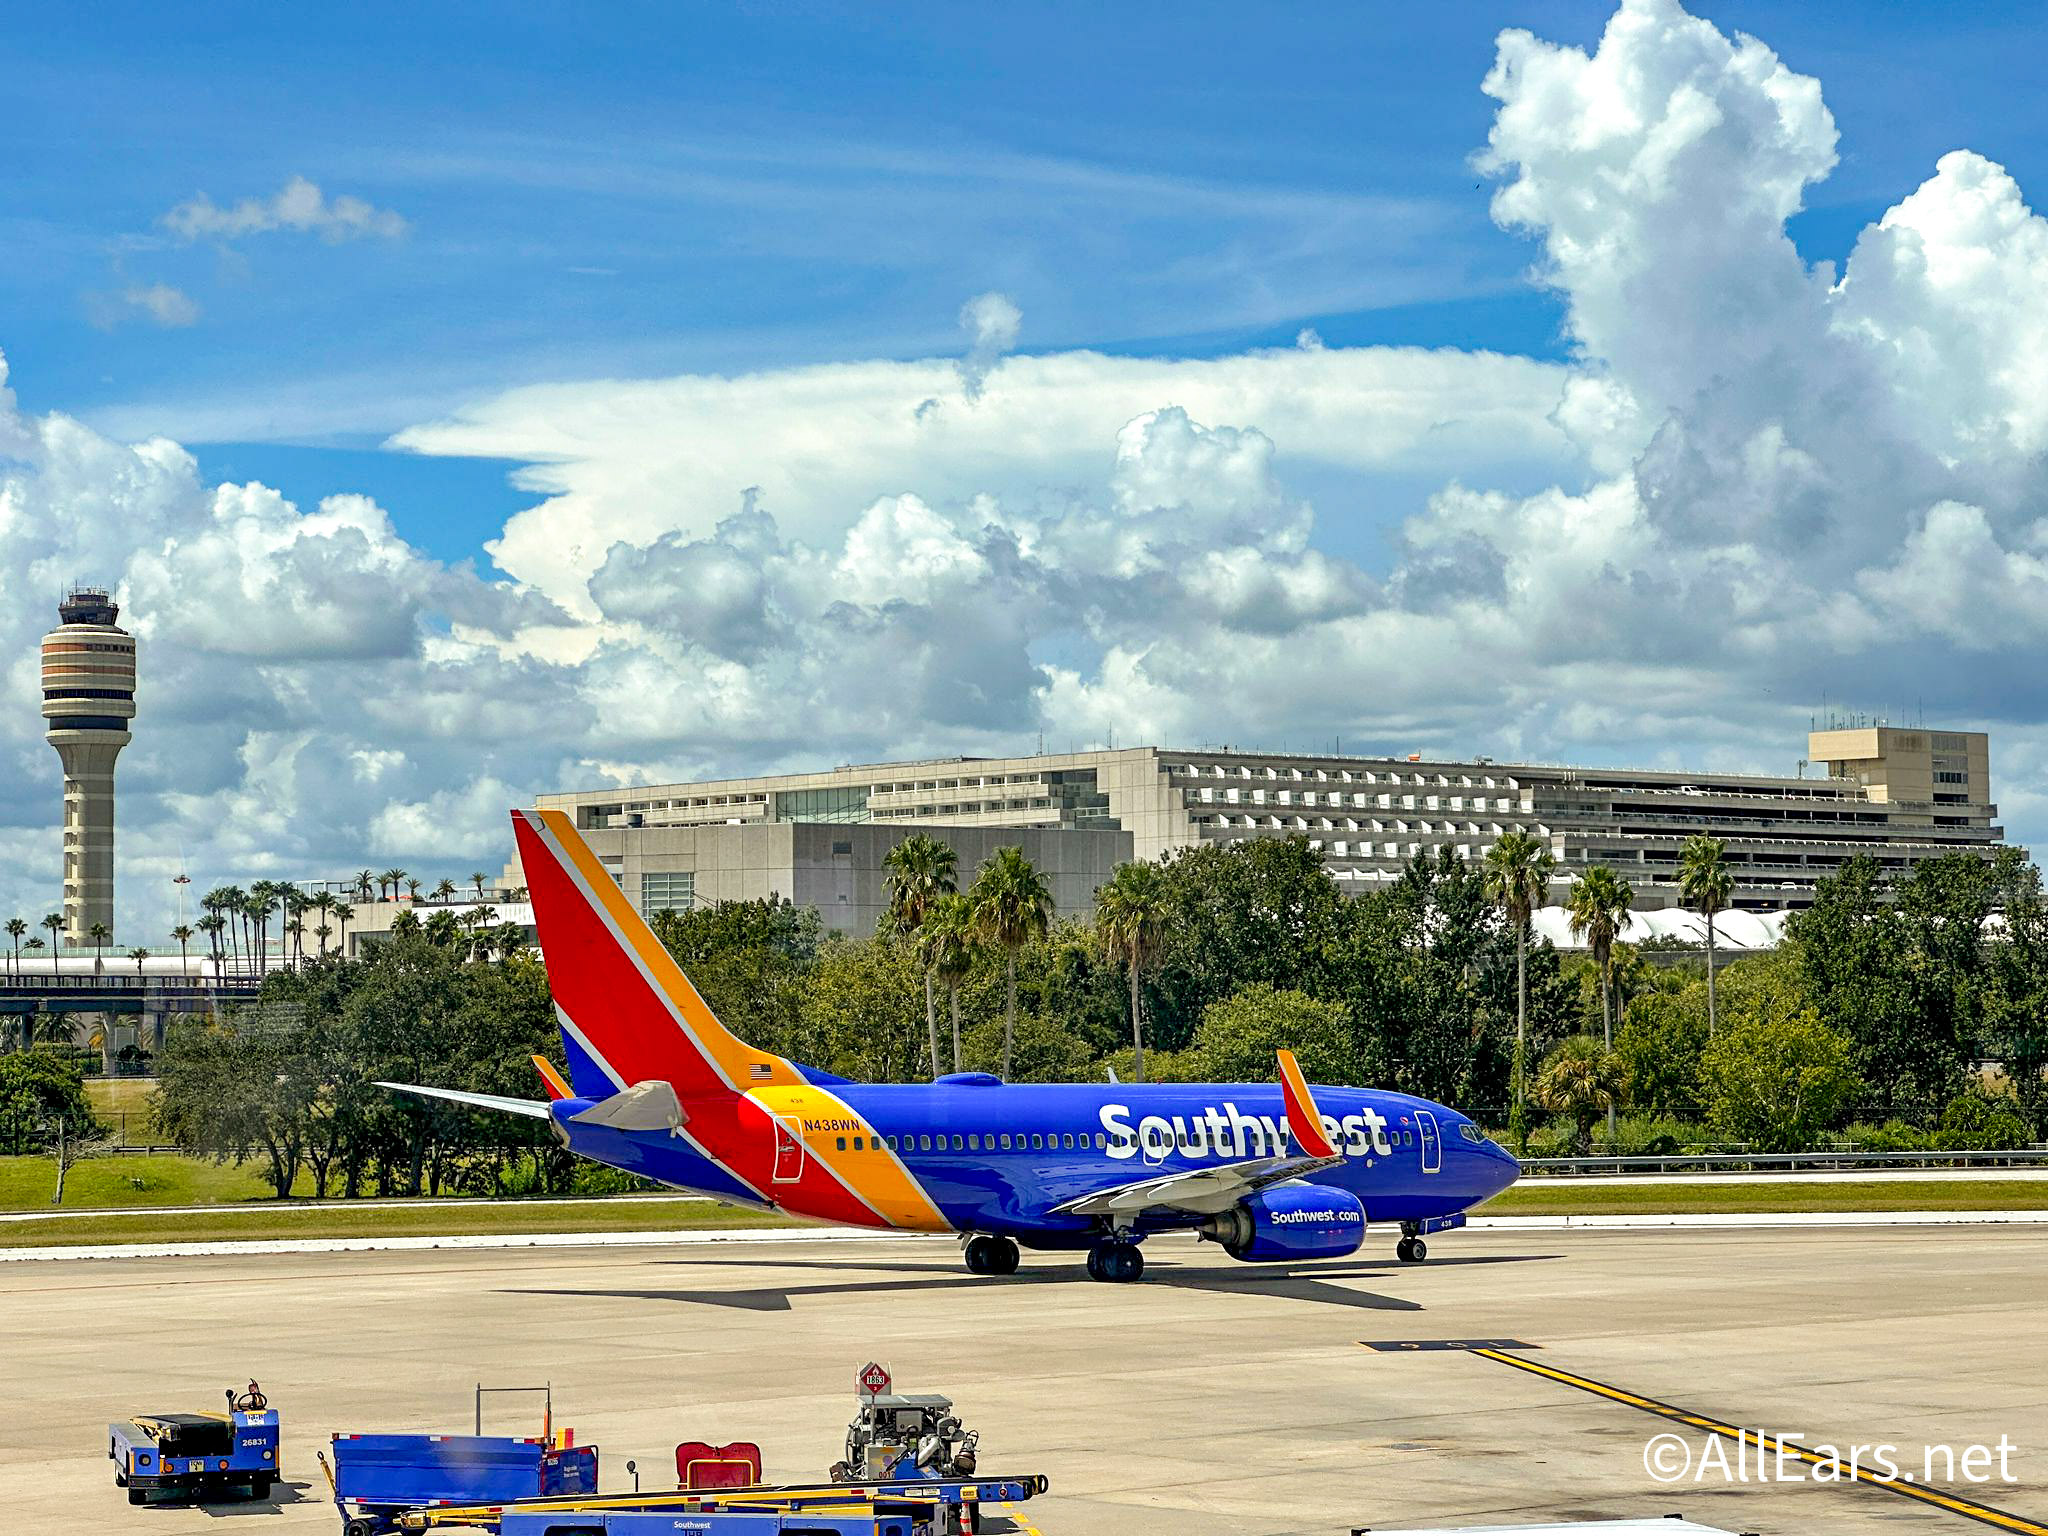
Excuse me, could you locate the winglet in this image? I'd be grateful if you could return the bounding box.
[1277,1049,1337,1158]
[532,1055,572,1102]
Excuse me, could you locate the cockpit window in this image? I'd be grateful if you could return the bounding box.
[1459,1123,1485,1143]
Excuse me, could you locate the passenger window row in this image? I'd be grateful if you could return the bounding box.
[832,1131,1115,1153]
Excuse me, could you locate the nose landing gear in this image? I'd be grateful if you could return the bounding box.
[1396,1221,1428,1263]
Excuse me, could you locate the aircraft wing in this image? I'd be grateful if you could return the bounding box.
[1052,1048,1346,1220]
[376,1081,552,1119]
[1048,1151,1344,1219]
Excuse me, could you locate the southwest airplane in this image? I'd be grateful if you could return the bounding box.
[385,809,1519,1282]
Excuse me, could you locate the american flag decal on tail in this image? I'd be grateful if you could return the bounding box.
[749,1062,772,1082]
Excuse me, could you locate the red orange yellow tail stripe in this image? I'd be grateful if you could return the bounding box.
[1277,1049,1337,1157]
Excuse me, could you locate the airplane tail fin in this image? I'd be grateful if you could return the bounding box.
[512,808,804,1100]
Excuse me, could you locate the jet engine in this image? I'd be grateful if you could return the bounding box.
[1196,1183,1366,1262]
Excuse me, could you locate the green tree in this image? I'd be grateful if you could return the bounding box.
[171,924,194,975]
[1094,860,1171,1081]
[1483,831,1555,1152]
[1614,987,1710,1115]
[470,871,488,900]
[1183,983,1355,1087]
[1699,1008,1859,1152]
[41,912,64,958]
[881,833,958,1079]
[4,917,23,980]
[650,897,822,1060]
[1789,856,1952,1111]
[1148,836,1347,1049]
[969,847,1053,1081]
[1679,835,1734,1036]
[1986,851,2048,1130]
[87,920,111,973]
[1533,1035,1623,1156]
[793,937,927,1083]
[916,891,979,1073]
[0,1050,105,1155]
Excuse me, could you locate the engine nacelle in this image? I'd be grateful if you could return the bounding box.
[1197,1183,1367,1262]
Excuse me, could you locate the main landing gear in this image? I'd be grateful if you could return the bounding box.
[963,1234,1020,1275]
[1085,1240,1144,1283]
[1396,1221,1429,1264]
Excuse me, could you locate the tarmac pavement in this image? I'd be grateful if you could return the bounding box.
[4,1224,2044,1535]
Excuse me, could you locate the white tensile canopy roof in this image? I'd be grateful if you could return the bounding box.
[1529,905,1798,951]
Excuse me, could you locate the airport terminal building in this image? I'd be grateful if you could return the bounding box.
[509,725,2010,936]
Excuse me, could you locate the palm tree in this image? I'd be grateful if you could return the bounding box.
[311,892,336,955]
[128,947,150,976]
[405,876,421,900]
[212,885,246,970]
[356,870,376,903]
[468,906,500,961]
[1094,861,1171,1082]
[333,902,354,958]
[171,924,194,976]
[916,893,978,1074]
[470,871,488,900]
[314,922,334,955]
[198,914,226,971]
[968,847,1053,1081]
[1534,1036,1623,1157]
[41,912,64,959]
[243,887,276,976]
[883,834,959,1079]
[1483,832,1555,1151]
[1566,863,1634,1143]
[87,921,110,974]
[377,869,403,902]
[1679,835,1734,1037]
[1566,864,1635,1048]
[4,917,23,978]
[433,878,456,903]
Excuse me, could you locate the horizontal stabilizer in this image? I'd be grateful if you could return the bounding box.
[376,1081,552,1119]
[569,1079,685,1133]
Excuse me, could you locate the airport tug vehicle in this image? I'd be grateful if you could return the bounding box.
[109,1380,280,1505]
[831,1388,980,1483]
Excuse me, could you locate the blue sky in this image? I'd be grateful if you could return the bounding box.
[8,1,2046,563]
[8,0,2048,931]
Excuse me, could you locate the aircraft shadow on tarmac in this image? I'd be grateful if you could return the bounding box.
[503,1252,1556,1314]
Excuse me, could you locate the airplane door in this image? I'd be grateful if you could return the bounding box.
[1417,1110,1442,1174]
[771,1116,805,1184]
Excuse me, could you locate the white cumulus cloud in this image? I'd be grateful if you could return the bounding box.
[163,175,408,244]
[8,0,2048,944]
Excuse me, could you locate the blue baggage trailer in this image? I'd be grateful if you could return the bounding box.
[108,1383,281,1505]
[327,1432,600,1535]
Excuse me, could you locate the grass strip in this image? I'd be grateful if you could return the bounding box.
[2,1197,801,1249]
[1483,1178,2048,1217]
[7,1178,2047,1250]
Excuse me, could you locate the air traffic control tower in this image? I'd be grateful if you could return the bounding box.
[41,589,136,945]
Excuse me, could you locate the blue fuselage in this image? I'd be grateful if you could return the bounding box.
[556,1076,1519,1243]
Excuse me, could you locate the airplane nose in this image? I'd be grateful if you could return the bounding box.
[1464,1133,1518,1195]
